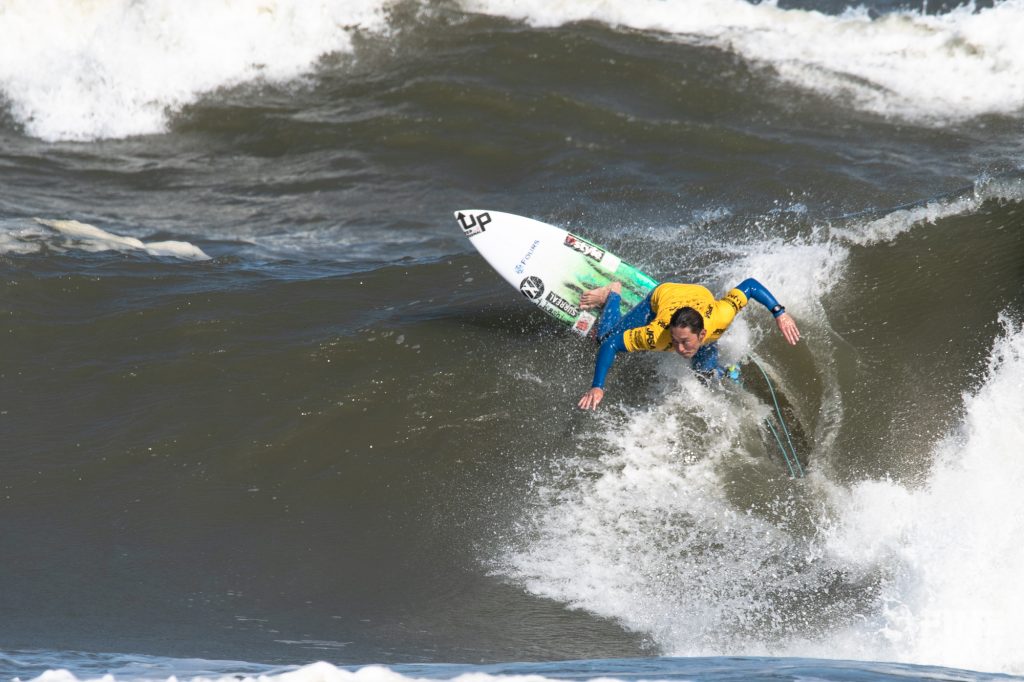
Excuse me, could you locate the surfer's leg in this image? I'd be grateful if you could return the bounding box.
[580,282,622,310]
[595,291,624,340]
[598,292,655,342]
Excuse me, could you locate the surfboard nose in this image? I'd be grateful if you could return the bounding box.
[455,210,493,237]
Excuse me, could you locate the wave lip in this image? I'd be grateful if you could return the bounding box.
[6,1,1024,141]
[0,0,393,142]
[458,0,1024,124]
[823,316,1024,673]
[833,173,1024,246]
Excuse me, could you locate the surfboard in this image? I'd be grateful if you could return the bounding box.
[454,210,658,337]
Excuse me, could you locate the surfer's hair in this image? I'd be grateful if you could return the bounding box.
[669,306,704,333]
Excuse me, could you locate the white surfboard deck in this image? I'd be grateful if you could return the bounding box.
[454,210,658,336]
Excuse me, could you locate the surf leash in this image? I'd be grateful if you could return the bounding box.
[749,359,805,479]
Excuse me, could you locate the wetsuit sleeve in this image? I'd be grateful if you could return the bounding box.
[592,333,628,389]
[736,278,785,317]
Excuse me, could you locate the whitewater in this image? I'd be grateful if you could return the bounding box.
[2,0,1024,142]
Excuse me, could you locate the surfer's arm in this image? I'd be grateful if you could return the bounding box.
[579,333,627,410]
[592,333,627,389]
[736,278,782,313]
[736,278,800,345]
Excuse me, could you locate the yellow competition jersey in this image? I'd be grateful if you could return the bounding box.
[623,283,748,352]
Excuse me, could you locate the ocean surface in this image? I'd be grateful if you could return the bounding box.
[3,1,1024,681]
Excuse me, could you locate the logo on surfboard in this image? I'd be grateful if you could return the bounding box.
[519,276,544,300]
[564,234,605,262]
[458,211,491,237]
[544,291,579,318]
[514,239,541,275]
[574,311,596,336]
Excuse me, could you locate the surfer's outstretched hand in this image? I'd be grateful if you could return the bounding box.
[776,312,801,345]
[578,387,605,410]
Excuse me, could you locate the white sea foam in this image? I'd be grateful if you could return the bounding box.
[497,373,800,656]
[715,233,848,451]
[716,236,848,319]
[195,664,504,682]
[823,315,1024,672]
[833,173,1024,246]
[458,0,1024,124]
[499,222,852,649]
[23,663,400,682]
[3,0,1024,141]
[0,0,394,141]
[497,313,1024,673]
[0,226,47,256]
[9,218,212,260]
[18,658,1022,682]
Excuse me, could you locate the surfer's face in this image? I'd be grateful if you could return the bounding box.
[670,326,706,358]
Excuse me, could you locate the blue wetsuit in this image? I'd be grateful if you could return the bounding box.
[591,278,785,389]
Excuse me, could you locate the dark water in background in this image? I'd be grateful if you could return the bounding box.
[3,1,1024,679]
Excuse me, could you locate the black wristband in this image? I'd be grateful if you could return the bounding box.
[770,304,785,317]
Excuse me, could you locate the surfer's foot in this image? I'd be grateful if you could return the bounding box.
[580,282,622,310]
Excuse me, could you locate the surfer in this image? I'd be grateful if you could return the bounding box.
[577,279,801,410]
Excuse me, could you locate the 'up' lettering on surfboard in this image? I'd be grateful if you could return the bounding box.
[457,211,491,237]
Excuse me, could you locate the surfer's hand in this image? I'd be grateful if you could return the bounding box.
[578,387,605,410]
[776,312,801,345]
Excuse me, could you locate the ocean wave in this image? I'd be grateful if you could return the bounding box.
[3,0,1024,142]
[458,0,1024,124]
[832,173,1024,245]
[494,312,1024,673]
[0,0,395,142]
[491,197,1024,673]
[824,315,1024,672]
[16,657,1023,682]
